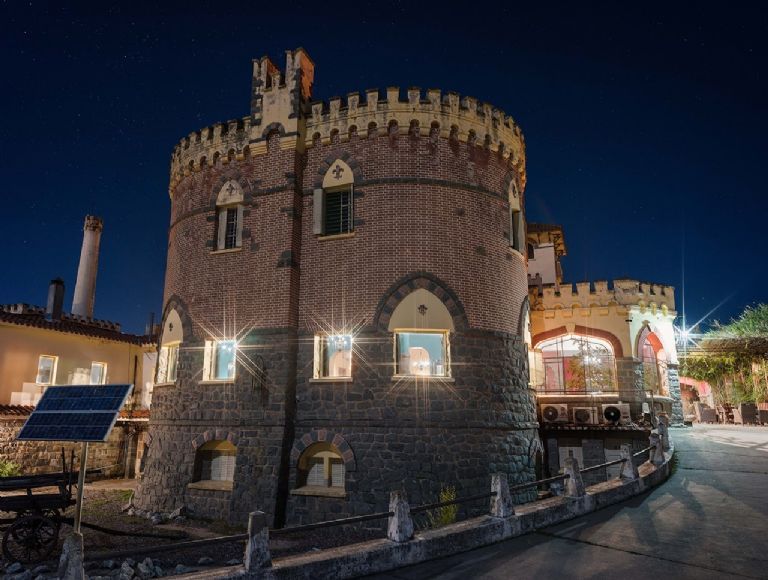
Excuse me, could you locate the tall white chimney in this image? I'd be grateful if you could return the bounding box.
[71,215,103,318]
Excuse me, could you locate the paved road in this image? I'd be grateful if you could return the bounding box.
[371,425,768,580]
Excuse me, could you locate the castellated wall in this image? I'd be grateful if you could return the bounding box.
[136,50,538,526]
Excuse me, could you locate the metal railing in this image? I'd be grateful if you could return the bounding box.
[86,441,664,564]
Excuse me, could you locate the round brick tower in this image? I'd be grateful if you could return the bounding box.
[136,48,540,526]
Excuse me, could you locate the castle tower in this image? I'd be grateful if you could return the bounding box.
[136,50,538,527]
[71,215,103,318]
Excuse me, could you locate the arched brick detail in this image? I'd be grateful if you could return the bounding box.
[162,295,196,343]
[531,325,624,358]
[291,430,356,472]
[531,326,568,349]
[373,272,469,331]
[190,429,239,450]
[261,122,286,138]
[211,171,254,204]
[313,152,363,188]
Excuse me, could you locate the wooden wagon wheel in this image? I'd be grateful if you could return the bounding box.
[2,515,58,563]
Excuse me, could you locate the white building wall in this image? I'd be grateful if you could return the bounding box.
[528,243,558,285]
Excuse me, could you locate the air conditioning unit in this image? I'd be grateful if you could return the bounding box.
[602,403,631,425]
[541,403,569,423]
[573,406,598,425]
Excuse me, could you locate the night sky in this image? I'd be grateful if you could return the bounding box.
[1,3,765,334]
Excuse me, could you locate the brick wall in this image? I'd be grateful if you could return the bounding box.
[137,115,537,526]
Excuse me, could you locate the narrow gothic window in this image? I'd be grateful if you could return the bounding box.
[323,188,353,236]
[314,159,355,237]
[215,180,244,250]
[224,207,239,249]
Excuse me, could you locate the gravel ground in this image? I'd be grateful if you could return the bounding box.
[0,485,384,578]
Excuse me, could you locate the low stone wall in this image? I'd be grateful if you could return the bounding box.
[173,441,675,579]
[0,416,139,478]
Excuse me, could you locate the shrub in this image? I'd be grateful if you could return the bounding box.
[427,485,458,529]
[0,459,21,477]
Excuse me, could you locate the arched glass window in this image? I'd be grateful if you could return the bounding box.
[297,443,345,491]
[215,180,244,250]
[193,440,236,488]
[388,289,454,378]
[640,331,667,395]
[533,334,616,393]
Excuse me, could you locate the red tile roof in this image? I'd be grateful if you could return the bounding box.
[0,310,154,346]
[0,405,34,417]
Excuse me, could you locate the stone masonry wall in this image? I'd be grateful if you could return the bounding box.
[0,417,133,478]
[286,333,539,524]
[666,364,684,423]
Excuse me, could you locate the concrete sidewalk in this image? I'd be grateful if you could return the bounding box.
[370,425,768,580]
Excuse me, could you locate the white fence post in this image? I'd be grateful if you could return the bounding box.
[244,511,272,571]
[619,444,639,480]
[649,432,665,466]
[387,490,414,542]
[490,473,515,518]
[563,456,585,497]
[657,415,671,450]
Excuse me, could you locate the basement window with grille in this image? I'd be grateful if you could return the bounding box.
[292,442,347,498]
[190,440,236,491]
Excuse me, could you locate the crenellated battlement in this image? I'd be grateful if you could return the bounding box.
[530,279,676,313]
[168,50,526,196]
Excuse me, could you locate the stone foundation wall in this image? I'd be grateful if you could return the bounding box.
[615,358,646,417]
[185,486,232,521]
[0,417,140,478]
[286,332,539,524]
[134,331,297,526]
[666,364,684,423]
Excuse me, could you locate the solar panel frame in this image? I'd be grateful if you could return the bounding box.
[17,384,134,442]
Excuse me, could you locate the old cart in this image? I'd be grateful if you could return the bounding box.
[0,466,77,563]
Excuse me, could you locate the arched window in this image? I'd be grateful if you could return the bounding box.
[193,440,236,488]
[157,309,183,384]
[297,443,345,491]
[215,180,244,250]
[533,334,616,393]
[639,329,668,395]
[314,160,354,237]
[508,179,524,252]
[389,289,453,377]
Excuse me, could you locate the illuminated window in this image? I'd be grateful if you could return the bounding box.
[314,335,352,379]
[297,443,345,490]
[157,343,180,383]
[194,440,236,484]
[395,331,450,377]
[203,340,236,381]
[533,334,616,393]
[36,355,58,385]
[90,362,107,385]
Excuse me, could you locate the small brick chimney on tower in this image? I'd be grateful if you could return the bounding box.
[71,215,103,318]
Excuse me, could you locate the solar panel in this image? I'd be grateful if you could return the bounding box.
[17,384,133,442]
